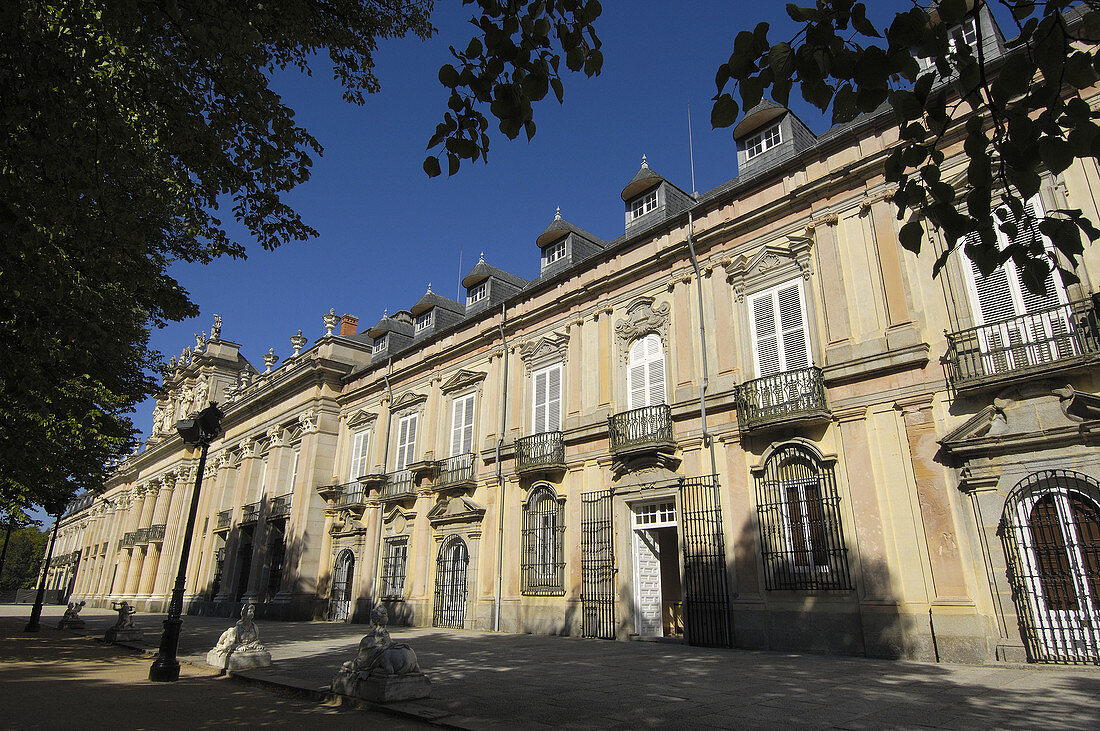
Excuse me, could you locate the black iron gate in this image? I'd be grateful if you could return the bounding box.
[679,475,733,648]
[581,489,616,639]
[1000,470,1100,664]
[330,549,354,622]
[433,537,469,628]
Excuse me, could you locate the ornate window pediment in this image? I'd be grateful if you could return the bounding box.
[382,505,415,535]
[520,332,569,370]
[391,390,428,413]
[427,494,486,526]
[726,236,813,302]
[440,369,488,395]
[615,296,670,364]
[346,409,378,430]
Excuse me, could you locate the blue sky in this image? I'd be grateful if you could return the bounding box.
[134,1,913,442]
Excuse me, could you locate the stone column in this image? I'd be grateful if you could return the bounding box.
[112,489,145,597]
[866,196,913,328]
[123,485,159,595]
[137,478,175,596]
[811,214,852,345]
[671,274,696,394]
[596,304,613,408]
[711,264,739,378]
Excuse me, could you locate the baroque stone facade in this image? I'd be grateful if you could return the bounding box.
[46,9,1100,665]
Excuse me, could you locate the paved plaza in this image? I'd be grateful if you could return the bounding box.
[3,604,1100,729]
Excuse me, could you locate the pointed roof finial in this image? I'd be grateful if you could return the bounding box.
[641,154,648,169]
[479,251,485,263]
[555,206,562,220]
[383,308,388,318]
[426,282,432,294]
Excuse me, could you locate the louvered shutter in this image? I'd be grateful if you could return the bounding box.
[395,414,417,471]
[750,289,781,377]
[628,334,666,409]
[777,284,810,370]
[532,368,547,433]
[547,365,562,431]
[349,430,369,478]
[451,394,475,456]
[751,281,810,377]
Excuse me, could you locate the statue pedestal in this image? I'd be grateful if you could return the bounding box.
[105,627,143,643]
[58,620,86,631]
[331,671,432,703]
[206,648,272,671]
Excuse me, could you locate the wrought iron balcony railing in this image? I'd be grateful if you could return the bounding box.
[215,509,232,531]
[515,431,566,472]
[121,531,138,547]
[736,367,829,431]
[133,527,150,545]
[270,493,293,518]
[240,501,261,524]
[148,524,166,542]
[382,469,415,500]
[609,404,674,452]
[437,453,475,487]
[944,298,1100,392]
[334,481,366,508]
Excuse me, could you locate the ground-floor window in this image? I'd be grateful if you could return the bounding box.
[266,522,286,601]
[1001,469,1100,664]
[754,443,851,590]
[381,537,409,598]
[521,485,565,595]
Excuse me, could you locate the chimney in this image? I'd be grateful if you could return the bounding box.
[339,314,358,336]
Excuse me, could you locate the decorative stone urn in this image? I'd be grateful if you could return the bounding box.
[331,604,431,702]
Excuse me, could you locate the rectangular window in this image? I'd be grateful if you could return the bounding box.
[541,240,567,268]
[467,281,487,305]
[748,279,811,377]
[373,335,387,354]
[451,393,476,456]
[630,189,659,220]
[381,538,408,597]
[349,429,369,479]
[414,311,433,333]
[521,488,565,595]
[531,363,562,434]
[290,449,300,488]
[394,413,418,471]
[745,122,782,160]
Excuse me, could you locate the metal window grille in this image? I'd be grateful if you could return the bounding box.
[1000,470,1100,664]
[581,489,616,639]
[330,549,355,623]
[522,486,565,595]
[266,524,286,600]
[433,537,469,628]
[211,546,225,598]
[680,475,733,648]
[755,444,851,590]
[235,535,253,601]
[381,538,408,597]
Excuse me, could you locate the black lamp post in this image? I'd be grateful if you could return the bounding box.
[24,498,67,632]
[149,401,223,682]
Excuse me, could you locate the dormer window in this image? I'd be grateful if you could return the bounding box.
[542,239,567,268]
[629,190,658,220]
[745,122,782,160]
[952,16,978,55]
[414,310,433,333]
[467,281,487,305]
[372,335,387,354]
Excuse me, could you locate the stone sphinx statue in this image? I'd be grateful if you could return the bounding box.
[105,600,142,642]
[206,604,272,671]
[331,604,430,702]
[57,600,86,630]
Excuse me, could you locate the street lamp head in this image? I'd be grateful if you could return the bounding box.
[175,402,224,446]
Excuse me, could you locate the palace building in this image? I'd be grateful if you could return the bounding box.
[45,7,1100,665]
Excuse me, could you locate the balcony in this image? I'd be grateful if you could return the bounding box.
[515,432,565,476]
[436,453,475,489]
[215,509,232,532]
[944,298,1100,393]
[148,524,166,542]
[240,502,261,524]
[736,367,830,433]
[133,527,150,546]
[609,404,674,453]
[270,493,293,519]
[334,481,367,508]
[382,469,416,500]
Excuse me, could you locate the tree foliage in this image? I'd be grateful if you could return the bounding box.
[710,0,1100,292]
[0,526,48,592]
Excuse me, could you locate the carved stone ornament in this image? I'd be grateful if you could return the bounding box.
[298,408,320,434]
[323,308,339,336]
[267,425,285,448]
[440,369,488,395]
[725,236,814,301]
[290,329,307,357]
[614,296,671,360]
[263,348,278,373]
[519,331,569,369]
[210,314,222,342]
[240,438,256,460]
[346,409,376,430]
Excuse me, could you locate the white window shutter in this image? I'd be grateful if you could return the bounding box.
[628,334,665,409]
[463,395,475,453]
[533,369,547,433]
[451,394,475,456]
[751,291,781,377]
[350,430,369,478]
[777,283,810,370]
[395,414,417,471]
[547,365,562,431]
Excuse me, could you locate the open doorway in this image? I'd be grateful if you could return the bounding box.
[632,500,682,638]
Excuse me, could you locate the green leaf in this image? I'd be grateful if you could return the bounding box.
[711,94,739,129]
[768,42,795,78]
[423,156,441,177]
[899,220,925,253]
[1039,136,1073,175]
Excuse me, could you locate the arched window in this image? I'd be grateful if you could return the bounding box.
[1001,470,1100,663]
[330,549,355,623]
[754,443,851,590]
[628,334,665,410]
[433,536,469,628]
[522,485,565,595]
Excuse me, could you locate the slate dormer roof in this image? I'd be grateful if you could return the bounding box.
[367,310,414,338]
[535,208,604,250]
[620,157,665,202]
[461,255,527,289]
[732,99,787,139]
[410,286,463,317]
[619,157,695,233]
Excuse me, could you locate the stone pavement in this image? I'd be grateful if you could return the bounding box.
[4,604,1100,729]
